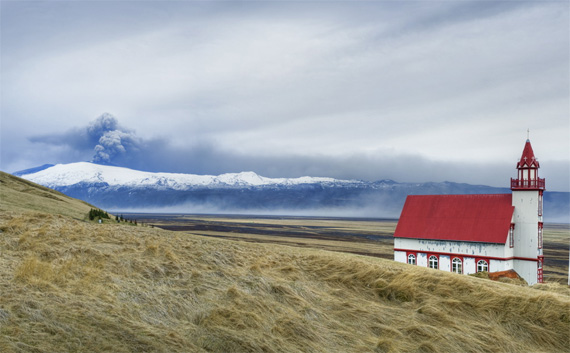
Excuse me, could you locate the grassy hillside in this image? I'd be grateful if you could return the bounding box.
[0,171,94,220]
[1,174,569,352]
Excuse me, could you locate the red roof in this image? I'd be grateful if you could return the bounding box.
[394,194,514,243]
[517,140,539,168]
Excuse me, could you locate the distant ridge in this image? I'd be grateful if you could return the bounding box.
[14,162,348,188]
[14,162,570,222]
[12,164,54,177]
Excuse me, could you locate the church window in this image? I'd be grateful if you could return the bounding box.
[538,223,543,249]
[428,255,438,269]
[477,260,488,273]
[537,256,544,283]
[452,258,462,274]
[407,254,416,265]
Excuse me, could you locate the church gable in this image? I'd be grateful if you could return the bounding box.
[394,194,514,244]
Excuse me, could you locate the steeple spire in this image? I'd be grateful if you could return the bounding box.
[517,139,539,168]
[511,137,544,190]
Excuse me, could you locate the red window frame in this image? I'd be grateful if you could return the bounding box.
[538,222,543,249]
[537,256,544,283]
[406,252,417,265]
[451,256,463,274]
[427,254,439,269]
[475,258,489,273]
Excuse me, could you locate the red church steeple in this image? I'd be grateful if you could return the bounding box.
[516,139,540,169]
[511,138,545,190]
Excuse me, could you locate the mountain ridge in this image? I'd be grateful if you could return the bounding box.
[15,162,353,189]
[14,162,570,222]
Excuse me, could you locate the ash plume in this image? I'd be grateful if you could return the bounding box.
[29,112,142,166]
[88,113,140,164]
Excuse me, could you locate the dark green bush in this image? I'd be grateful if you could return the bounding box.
[88,208,110,221]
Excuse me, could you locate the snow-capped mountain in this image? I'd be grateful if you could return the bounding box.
[14,162,569,222]
[16,162,356,189]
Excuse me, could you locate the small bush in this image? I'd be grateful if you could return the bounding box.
[88,208,110,221]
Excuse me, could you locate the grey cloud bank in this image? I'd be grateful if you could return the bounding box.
[30,113,140,165]
[1,1,568,191]
[25,114,569,193]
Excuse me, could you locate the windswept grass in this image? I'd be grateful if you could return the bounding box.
[0,171,93,220]
[1,173,569,352]
[136,213,569,283]
[1,212,569,353]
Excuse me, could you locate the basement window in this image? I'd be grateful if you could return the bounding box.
[429,255,438,269]
[407,254,416,265]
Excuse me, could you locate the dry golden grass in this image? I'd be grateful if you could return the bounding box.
[1,212,569,353]
[0,171,94,220]
[1,173,569,352]
[142,214,569,284]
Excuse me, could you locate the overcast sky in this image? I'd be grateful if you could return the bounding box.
[1,1,569,191]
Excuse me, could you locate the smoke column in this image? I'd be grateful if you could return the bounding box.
[88,113,140,164]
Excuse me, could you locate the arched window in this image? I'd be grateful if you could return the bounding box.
[477,260,488,273]
[452,258,462,274]
[407,254,416,265]
[428,255,438,269]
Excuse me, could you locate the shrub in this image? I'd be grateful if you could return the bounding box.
[88,208,110,221]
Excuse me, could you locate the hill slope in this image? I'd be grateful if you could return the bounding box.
[1,174,569,352]
[0,171,94,220]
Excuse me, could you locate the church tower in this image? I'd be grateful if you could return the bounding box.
[511,138,545,284]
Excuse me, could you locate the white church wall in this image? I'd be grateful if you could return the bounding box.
[394,238,507,258]
[439,255,450,272]
[417,252,427,267]
[464,257,476,274]
[394,251,406,263]
[514,259,538,285]
[489,259,512,273]
[503,239,515,258]
[512,190,541,259]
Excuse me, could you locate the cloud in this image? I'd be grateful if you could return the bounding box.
[88,114,141,164]
[22,113,570,192]
[2,2,568,192]
[30,113,141,165]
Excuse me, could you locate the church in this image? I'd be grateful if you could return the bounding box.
[393,138,545,285]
